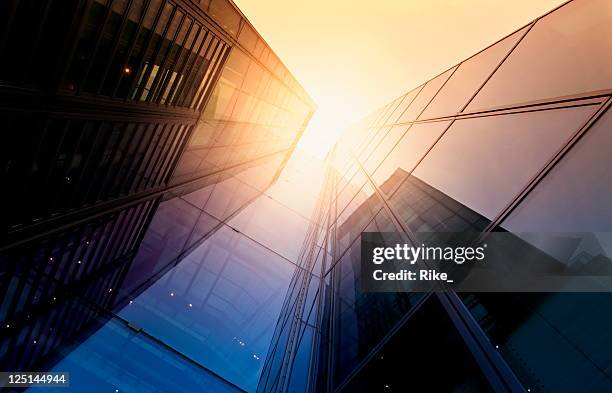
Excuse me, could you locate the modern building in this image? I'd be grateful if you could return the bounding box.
[0,0,316,391]
[1,0,612,392]
[259,0,612,392]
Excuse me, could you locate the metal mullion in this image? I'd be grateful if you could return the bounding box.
[137,123,172,191]
[53,227,85,286]
[184,38,221,108]
[129,124,162,192]
[66,121,105,208]
[12,323,37,370]
[108,123,140,196]
[196,47,228,112]
[194,43,226,111]
[148,124,180,186]
[37,305,64,359]
[91,124,128,203]
[111,123,145,196]
[165,25,206,105]
[153,124,184,186]
[154,17,196,104]
[193,42,225,109]
[159,124,191,184]
[125,197,160,254]
[110,0,152,97]
[50,122,90,211]
[26,307,55,364]
[132,4,177,101]
[66,225,95,283]
[350,155,523,393]
[95,0,136,95]
[122,123,157,195]
[115,201,146,257]
[75,221,106,280]
[122,199,153,252]
[124,0,169,100]
[80,123,115,204]
[42,300,82,360]
[77,0,117,94]
[108,205,138,262]
[177,33,217,107]
[83,219,115,277]
[146,11,187,103]
[31,241,70,323]
[91,213,129,274]
[482,98,612,234]
[172,30,212,107]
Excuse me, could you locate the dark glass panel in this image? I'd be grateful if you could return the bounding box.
[413,105,598,219]
[341,297,494,393]
[503,108,612,232]
[330,213,425,387]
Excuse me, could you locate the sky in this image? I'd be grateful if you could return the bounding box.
[233,0,566,157]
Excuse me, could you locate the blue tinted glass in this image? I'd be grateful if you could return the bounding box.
[36,316,241,393]
[117,225,297,392]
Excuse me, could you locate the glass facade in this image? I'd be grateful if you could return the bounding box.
[1,0,612,392]
[0,0,316,392]
[258,1,612,392]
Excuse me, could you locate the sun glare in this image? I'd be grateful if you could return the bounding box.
[297,94,364,158]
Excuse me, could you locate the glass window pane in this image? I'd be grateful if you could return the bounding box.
[227,194,314,264]
[48,313,241,393]
[421,27,527,119]
[363,124,410,174]
[503,107,612,232]
[397,67,457,124]
[386,85,423,125]
[118,226,297,392]
[412,105,599,219]
[467,0,612,111]
[373,120,452,194]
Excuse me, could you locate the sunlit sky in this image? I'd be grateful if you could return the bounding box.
[233,0,565,157]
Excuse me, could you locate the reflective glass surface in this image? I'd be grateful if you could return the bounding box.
[413,105,599,219]
[227,195,313,263]
[467,0,612,111]
[38,314,241,393]
[118,225,297,392]
[330,211,425,387]
[503,108,612,232]
[397,67,456,123]
[372,120,452,193]
[421,27,527,119]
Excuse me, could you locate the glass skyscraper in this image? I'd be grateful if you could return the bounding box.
[0,0,315,391]
[260,0,612,392]
[1,0,612,392]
